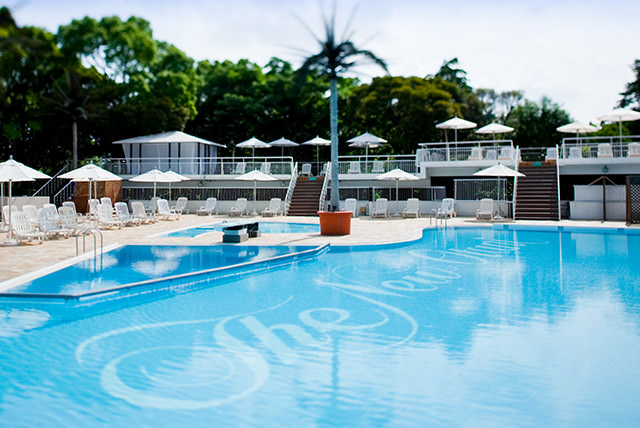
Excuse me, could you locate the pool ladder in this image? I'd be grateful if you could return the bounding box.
[429,210,448,229]
[75,226,104,271]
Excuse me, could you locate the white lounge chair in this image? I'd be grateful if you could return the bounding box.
[546,147,558,160]
[468,147,483,161]
[62,201,84,221]
[485,149,497,160]
[10,211,44,244]
[476,198,496,220]
[131,201,157,224]
[38,207,71,239]
[597,143,613,158]
[88,198,100,219]
[371,198,389,218]
[628,143,640,157]
[348,161,361,174]
[21,204,39,227]
[371,161,384,174]
[403,198,420,218]
[197,197,217,215]
[115,201,141,226]
[228,198,248,216]
[568,147,582,159]
[172,197,189,214]
[498,146,514,160]
[301,163,312,177]
[234,162,246,175]
[42,203,60,224]
[58,206,84,233]
[435,198,456,219]
[96,203,123,229]
[344,198,358,218]
[260,162,271,175]
[261,198,282,217]
[156,198,180,221]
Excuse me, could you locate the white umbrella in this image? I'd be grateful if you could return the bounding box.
[269,137,299,157]
[59,163,122,202]
[474,162,525,216]
[597,108,640,141]
[235,169,277,216]
[376,169,419,215]
[236,137,270,159]
[436,116,477,142]
[476,123,514,140]
[556,121,599,134]
[302,136,332,170]
[130,168,181,199]
[0,163,35,245]
[164,170,190,201]
[348,132,388,167]
[0,158,51,232]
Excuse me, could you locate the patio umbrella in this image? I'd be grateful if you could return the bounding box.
[375,169,419,215]
[597,108,640,141]
[236,137,270,159]
[474,163,525,217]
[436,116,477,143]
[235,169,277,216]
[130,168,181,199]
[59,163,122,201]
[164,170,190,201]
[0,163,35,246]
[302,136,332,171]
[269,137,299,157]
[0,158,51,229]
[476,123,514,140]
[348,132,388,167]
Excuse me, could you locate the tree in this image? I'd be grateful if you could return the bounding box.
[298,9,387,211]
[507,97,570,148]
[619,59,640,135]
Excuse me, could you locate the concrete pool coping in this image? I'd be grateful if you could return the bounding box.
[0,214,632,288]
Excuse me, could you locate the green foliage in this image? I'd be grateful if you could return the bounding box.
[507,97,570,147]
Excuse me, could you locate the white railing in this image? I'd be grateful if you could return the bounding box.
[284,162,298,215]
[417,140,515,163]
[559,137,640,160]
[336,155,416,175]
[319,162,331,211]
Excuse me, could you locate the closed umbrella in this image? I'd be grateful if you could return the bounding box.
[597,108,640,141]
[235,169,277,216]
[376,168,419,215]
[348,132,388,168]
[0,163,35,246]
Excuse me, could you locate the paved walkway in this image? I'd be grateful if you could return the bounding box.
[0,214,629,288]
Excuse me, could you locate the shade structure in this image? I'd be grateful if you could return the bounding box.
[556,121,599,134]
[130,168,181,199]
[597,108,640,140]
[476,123,514,140]
[237,137,270,159]
[0,158,51,180]
[59,163,122,202]
[375,168,419,206]
[302,136,332,170]
[269,137,299,157]
[436,116,477,142]
[113,130,225,148]
[164,170,190,201]
[0,162,35,245]
[235,170,277,215]
[348,132,388,166]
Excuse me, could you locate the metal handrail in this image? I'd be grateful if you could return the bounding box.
[555,144,561,220]
[284,162,298,215]
[75,226,103,272]
[319,162,331,211]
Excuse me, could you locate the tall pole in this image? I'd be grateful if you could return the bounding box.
[329,77,340,211]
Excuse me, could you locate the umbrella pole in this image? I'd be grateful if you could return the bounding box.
[1,180,18,246]
[253,180,257,216]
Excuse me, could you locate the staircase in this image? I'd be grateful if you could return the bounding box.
[514,161,560,220]
[287,177,324,216]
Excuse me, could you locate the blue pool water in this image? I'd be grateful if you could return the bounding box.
[165,221,320,237]
[1,226,640,427]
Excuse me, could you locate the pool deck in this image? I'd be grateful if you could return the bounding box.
[0,214,631,287]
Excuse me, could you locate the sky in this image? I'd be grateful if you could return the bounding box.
[11,0,640,123]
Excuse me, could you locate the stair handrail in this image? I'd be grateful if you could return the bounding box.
[319,162,331,211]
[32,163,69,197]
[513,147,521,217]
[555,144,561,220]
[284,162,298,215]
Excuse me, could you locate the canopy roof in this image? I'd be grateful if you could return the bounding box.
[113,131,225,148]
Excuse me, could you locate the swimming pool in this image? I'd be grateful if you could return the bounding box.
[165,221,320,237]
[1,226,639,427]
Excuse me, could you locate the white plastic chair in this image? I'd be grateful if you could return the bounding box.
[37,207,71,239]
[371,161,384,173]
[371,198,389,218]
[88,198,100,219]
[115,201,141,226]
[96,203,123,229]
[21,204,39,227]
[435,198,456,219]
[468,147,483,160]
[228,198,248,216]
[476,198,496,220]
[197,197,217,215]
[485,149,497,160]
[261,198,282,217]
[156,198,180,221]
[172,197,189,214]
[301,163,312,177]
[546,147,558,160]
[597,143,613,158]
[260,162,271,175]
[568,147,582,159]
[348,161,361,174]
[498,146,514,160]
[58,206,84,232]
[234,162,246,175]
[628,143,640,157]
[131,201,157,223]
[344,198,358,218]
[403,198,420,218]
[10,211,44,244]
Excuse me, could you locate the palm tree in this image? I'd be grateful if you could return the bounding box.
[298,10,387,211]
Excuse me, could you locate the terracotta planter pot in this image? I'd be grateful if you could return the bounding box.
[318,210,352,236]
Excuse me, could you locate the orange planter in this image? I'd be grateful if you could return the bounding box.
[318,211,352,236]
